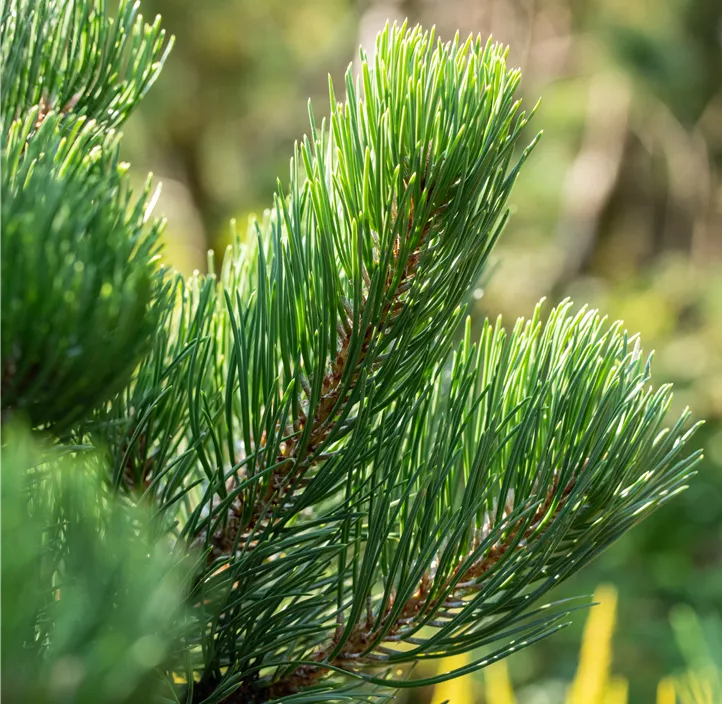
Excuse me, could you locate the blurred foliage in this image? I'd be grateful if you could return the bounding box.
[671,605,722,703]
[121,0,722,699]
[1,425,189,704]
[121,0,358,271]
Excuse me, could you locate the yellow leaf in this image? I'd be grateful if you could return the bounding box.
[657,677,676,704]
[485,659,517,704]
[431,652,477,704]
[566,584,618,704]
[604,676,628,704]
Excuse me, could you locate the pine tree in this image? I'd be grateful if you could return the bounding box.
[0,2,704,703]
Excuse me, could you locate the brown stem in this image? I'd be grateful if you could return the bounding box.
[14,92,82,158]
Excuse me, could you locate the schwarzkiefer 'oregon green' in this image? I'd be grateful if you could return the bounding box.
[0,2,703,703]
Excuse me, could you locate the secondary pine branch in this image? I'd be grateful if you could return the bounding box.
[257,471,576,700]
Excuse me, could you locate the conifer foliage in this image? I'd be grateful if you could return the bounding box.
[0,1,703,703]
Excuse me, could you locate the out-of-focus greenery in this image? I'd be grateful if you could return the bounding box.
[122,0,722,699]
[121,0,358,271]
[1,426,189,703]
[671,605,722,704]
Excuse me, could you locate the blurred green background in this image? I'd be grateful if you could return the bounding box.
[121,0,722,700]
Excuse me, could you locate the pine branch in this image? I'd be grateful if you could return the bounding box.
[1,110,166,431]
[1,1,173,434]
[3,5,702,702]
[265,470,576,698]
[115,25,703,703]
[1,0,173,130]
[188,24,537,568]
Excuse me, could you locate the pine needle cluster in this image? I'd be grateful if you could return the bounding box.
[1,2,703,703]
